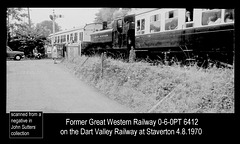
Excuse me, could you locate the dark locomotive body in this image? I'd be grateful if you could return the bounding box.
[83,8,234,64]
[83,15,135,58]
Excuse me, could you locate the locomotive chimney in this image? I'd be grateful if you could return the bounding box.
[102,21,107,30]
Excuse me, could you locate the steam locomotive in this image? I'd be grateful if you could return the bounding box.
[82,8,234,65]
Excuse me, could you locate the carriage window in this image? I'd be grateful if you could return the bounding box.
[141,19,145,31]
[70,33,73,42]
[79,32,83,41]
[202,9,221,25]
[224,9,234,23]
[67,35,69,42]
[185,8,193,22]
[136,18,145,35]
[63,35,66,42]
[150,14,161,33]
[184,8,194,28]
[169,11,174,18]
[165,10,178,30]
[74,32,78,43]
[137,20,140,31]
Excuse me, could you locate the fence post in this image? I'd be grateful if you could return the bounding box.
[164,52,170,65]
[101,53,104,78]
[101,52,106,78]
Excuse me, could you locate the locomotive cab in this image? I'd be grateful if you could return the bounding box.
[112,14,135,49]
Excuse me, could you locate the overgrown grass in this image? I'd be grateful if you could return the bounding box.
[61,55,234,113]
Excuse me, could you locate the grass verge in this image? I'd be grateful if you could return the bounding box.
[61,55,234,113]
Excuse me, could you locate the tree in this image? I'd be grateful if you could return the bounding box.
[94,8,132,28]
[36,20,61,37]
[8,21,47,57]
[94,8,116,23]
[6,8,28,45]
[6,8,57,57]
[112,8,131,19]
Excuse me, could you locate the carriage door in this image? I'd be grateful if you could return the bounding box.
[185,8,194,28]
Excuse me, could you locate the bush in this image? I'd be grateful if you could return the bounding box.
[61,55,234,113]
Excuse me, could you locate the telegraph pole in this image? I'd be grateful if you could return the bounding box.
[27,8,31,29]
[52,9,55,47]
[7,9,10,46]
[50,9,63,47]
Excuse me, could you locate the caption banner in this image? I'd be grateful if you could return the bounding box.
[9,111,43,139]
[60,118,202,136]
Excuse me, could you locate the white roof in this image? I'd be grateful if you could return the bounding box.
[49,25,85,37]
[49,22,102,37]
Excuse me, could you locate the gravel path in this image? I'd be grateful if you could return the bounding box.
[7,59,132,113]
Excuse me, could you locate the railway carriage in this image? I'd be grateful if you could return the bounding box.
[83,8,234,64]
[49,8,234,65]
[49,23,103,44]
[134,8,234,64]
[49,23,102,57]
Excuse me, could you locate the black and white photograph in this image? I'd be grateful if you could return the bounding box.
[5,7,236,139]
[6,8,234,113]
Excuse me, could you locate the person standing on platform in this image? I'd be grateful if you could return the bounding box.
[63,43,67,58]
[52,44,58,64]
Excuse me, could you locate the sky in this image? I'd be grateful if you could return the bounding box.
[27,8,101,30]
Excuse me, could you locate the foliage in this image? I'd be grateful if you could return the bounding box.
[94,8,117,24]
[62,56,234,113]
[94,8,131,25]
[7,8,25,20]
[6,8,61,57]
[7,8,28,24]
[35,20,61,37]
[8,28,47,57]
[7,18,48,56]
[6,8,28,44]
